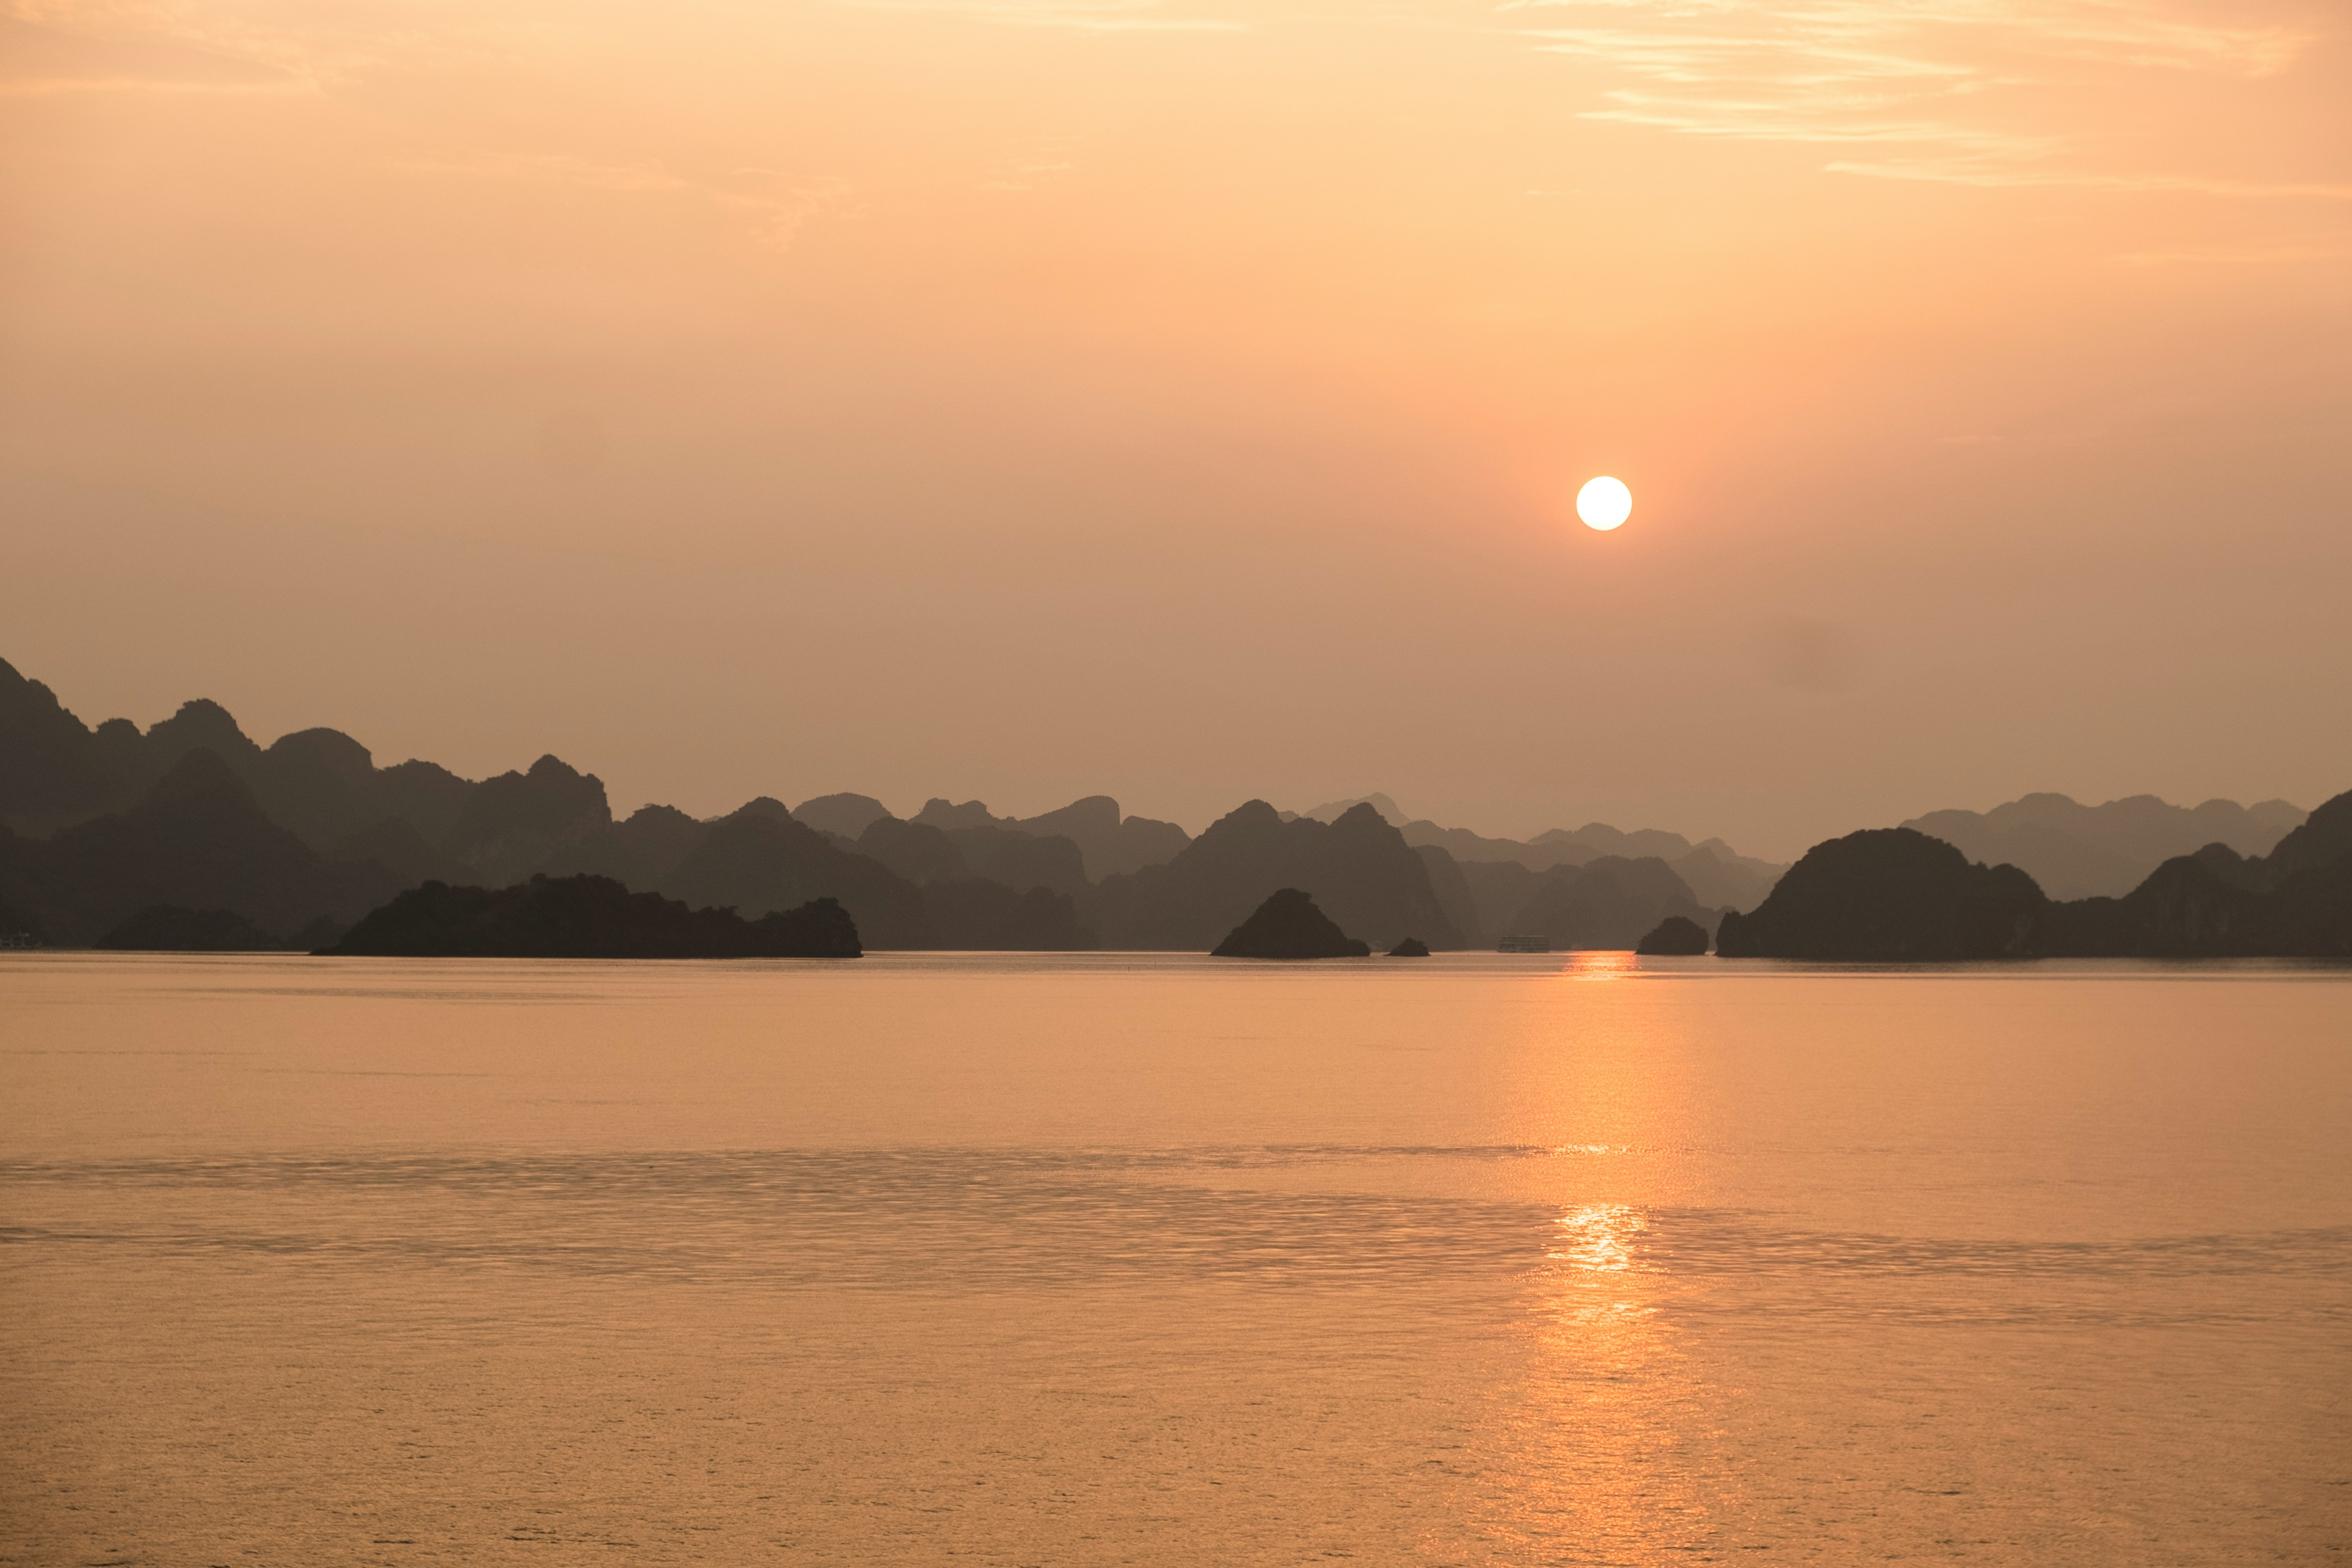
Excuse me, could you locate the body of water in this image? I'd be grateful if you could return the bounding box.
[4,952,2348,1564]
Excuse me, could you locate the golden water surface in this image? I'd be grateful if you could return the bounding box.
[4,952,2349,1564]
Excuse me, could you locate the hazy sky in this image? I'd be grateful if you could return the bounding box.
[4,0,2346,857]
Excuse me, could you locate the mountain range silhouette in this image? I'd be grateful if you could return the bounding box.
[1,655,2334,958]
[1719,793,2352,959]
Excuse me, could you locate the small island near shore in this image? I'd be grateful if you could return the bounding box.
[1636,915,1711,955]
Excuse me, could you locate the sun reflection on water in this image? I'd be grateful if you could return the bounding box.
[1464,1199,1705,1559]
[1440,952,1723,1557]
[1549,1202,1648,1276]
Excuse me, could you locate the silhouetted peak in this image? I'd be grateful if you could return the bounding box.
[726,796,796,823]
[1636,915,1710,956]
[444,752,610,856]
[706,808,828,848]
[149,700,250,747]
[593,804,712,878]
[475,753,604,806]
[267,726,375,782]
[2248,799,2307,830]
[1900,789,2306,902]
[1021,795,1122,836]
[1301,793,1405,825]
[1573,854,1698,900]
[0,655,107,831]
[147,698,259,762]
[915,798,1002,831]
[1328,801,1395,836]
[1211,887,1370,959]
[0,657,99,747]
[2264,788,2352,883]
[0,657,69,718]
[793,792,894,839]
[1716,826,2047,960]
[525,754,589,785]
[2188,842,2267,892]
[1825,828,1976,876]
[1206,799,1286,836]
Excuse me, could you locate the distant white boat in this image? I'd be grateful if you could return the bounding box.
[1496,935,1552,954]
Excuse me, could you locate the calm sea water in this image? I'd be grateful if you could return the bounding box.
[3,952,2348,1565]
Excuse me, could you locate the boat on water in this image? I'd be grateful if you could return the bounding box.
[1496,935,1552,954]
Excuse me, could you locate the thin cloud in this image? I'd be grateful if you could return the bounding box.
[1832,159,2352,200]
[0,8,313,93]
[4,0,537,89]
[1502,0,2341,195]
[832,0,1243,30]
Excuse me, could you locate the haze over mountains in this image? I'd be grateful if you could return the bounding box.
[1719,792,2352,961]
[0,654,2319,957]
[1897,794,2307,902]
[0,656,1775,952]
[1295,793,1790,917]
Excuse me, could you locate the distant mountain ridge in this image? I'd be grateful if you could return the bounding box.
[0,657,1119,950]
[5,655,2325,957]
[1296,792,1788,916]
[909,795,1191,881]
[1898,792,2304,901]
[1720,788,2352,960]
[0,657,1451,952]
[0,748,407,947]
[1090,801,1463,952]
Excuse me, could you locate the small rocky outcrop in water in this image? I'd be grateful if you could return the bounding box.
[1387,936,1430,957]
[326,874,862,958]
[1635,915,1709,955]
[1096,802,1460,952]
[1211,888,1370,958]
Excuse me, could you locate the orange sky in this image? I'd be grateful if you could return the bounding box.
[3,0,2346,856]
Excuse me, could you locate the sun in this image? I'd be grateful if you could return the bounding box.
[1576,476,1632,531]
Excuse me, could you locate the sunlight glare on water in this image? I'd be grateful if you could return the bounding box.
[2,951,2348,1565]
